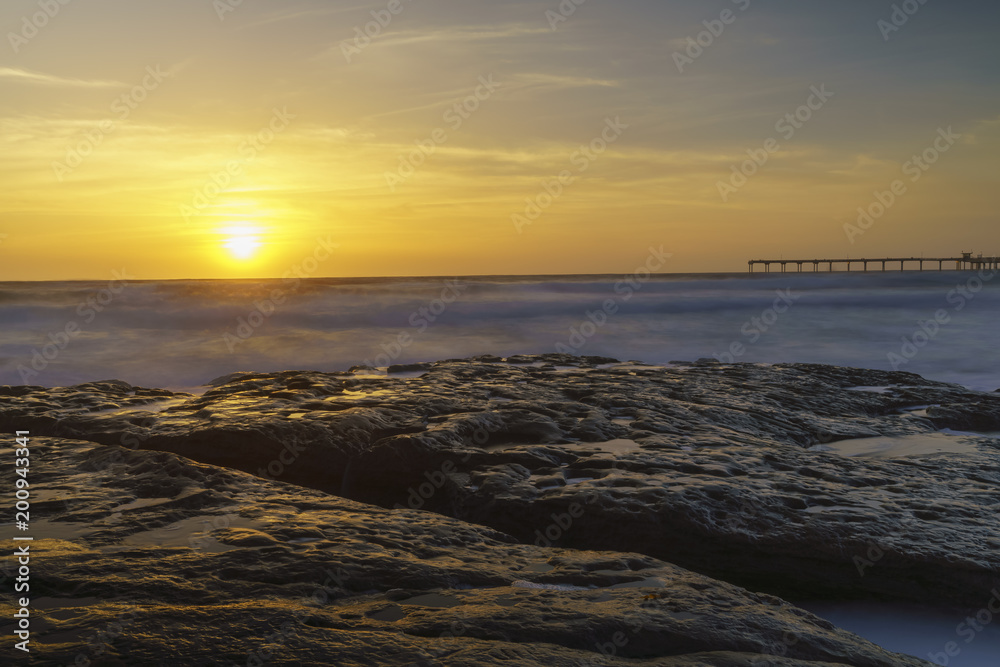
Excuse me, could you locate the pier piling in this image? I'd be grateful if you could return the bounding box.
[748,253,999,274]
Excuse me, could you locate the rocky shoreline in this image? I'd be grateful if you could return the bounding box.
[3,355,999,665]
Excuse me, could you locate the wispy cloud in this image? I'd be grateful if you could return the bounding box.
[385,24,552,44]
[318,23,552,58]
[511,73,620,90]
[0,68,123,88]
[235,4,372,32]
[961,114,1000,145]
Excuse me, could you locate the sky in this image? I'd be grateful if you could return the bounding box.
[0,0,998,279]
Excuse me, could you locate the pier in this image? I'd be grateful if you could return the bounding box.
[748,252,999,274]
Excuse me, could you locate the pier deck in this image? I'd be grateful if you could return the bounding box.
[748,253,998,274]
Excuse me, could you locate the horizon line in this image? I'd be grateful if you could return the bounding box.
[0,269,984,283]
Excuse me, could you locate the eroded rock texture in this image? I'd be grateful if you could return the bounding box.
[3,355,997,664]
[2,437,927,666]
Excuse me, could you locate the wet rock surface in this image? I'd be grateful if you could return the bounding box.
[2,437,926,665]
[3,355,998,663]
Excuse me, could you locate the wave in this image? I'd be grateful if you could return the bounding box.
[1,273,997,391]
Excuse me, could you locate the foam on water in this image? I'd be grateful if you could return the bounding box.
[1,271,998,390]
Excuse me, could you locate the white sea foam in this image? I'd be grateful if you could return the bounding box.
[1,272,997,390]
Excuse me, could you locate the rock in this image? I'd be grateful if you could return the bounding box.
[388,362,434,373]
[0,384,45,397]
[2,355,998,659]
[925,402,1000,431]
[9,437,925,666]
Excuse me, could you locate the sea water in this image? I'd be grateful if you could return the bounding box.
[799,602,1000,666]
[1,270,998,391]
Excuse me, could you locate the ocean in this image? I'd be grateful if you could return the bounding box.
[1,270,998,391]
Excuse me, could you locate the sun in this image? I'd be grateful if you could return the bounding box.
[221,226,262,261]
[225,235,260,260]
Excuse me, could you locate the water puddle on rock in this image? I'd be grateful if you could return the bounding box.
[899,404,938,417]
[578,439,644,456]
[342,389,393,397]
[604,576,671,590]
[809,432,983,458]
[114,497,176,512]
[521,562,556,574]
[368,606,407,622]
[23,519,95,541]
[111,488,205,512]
[119,515,265,553]
[511,580,589,591]
[940,428,1000,439]
[85,397,190,416]
[398,593,462,608]
[798,601,1000,667]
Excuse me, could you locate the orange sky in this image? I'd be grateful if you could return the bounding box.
[1,0,998,279]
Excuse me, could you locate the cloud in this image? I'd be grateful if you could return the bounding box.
[0,68,123,88]
[387,24,553,44]
[319,23,552,59]
[235,4,373,32]
[512,73,620,90]
[961,114,1000,145]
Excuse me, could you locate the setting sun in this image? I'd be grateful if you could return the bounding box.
[222,226,262,261]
